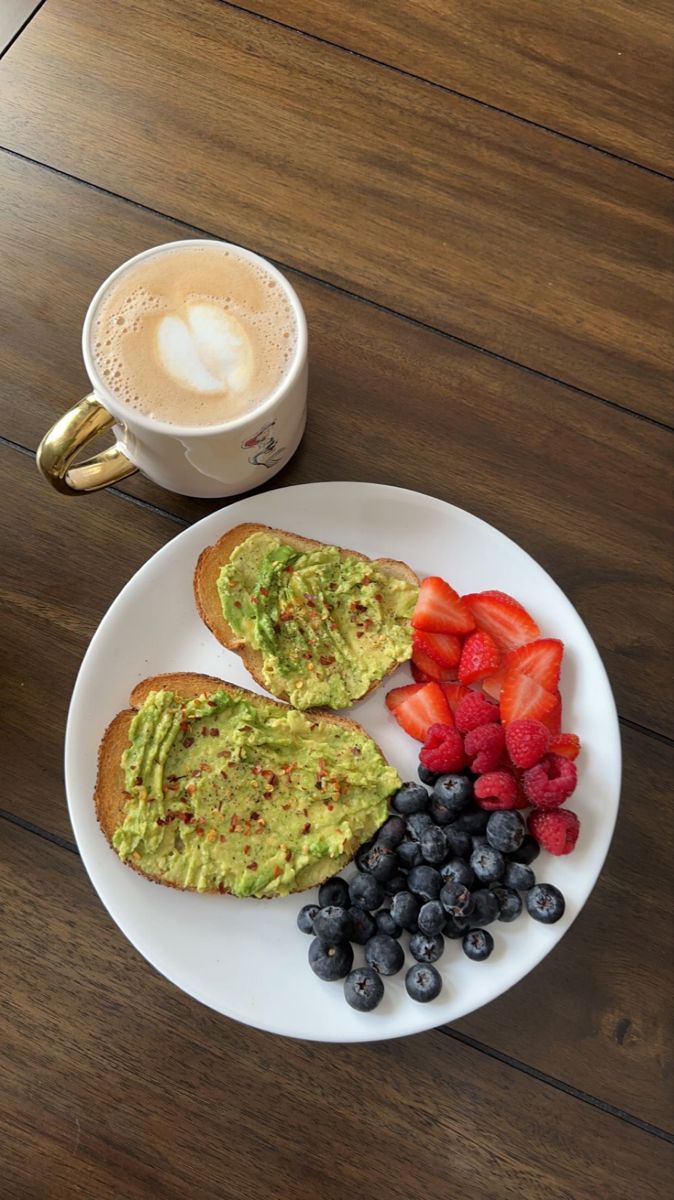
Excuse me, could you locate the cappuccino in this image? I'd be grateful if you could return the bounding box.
[91,243,298,427]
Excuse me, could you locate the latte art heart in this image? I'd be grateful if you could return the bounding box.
[156,304,253,395]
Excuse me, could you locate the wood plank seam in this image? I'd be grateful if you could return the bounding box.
[0,0,47,61]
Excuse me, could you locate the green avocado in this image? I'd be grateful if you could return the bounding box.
[114,687,399,896]
[217,532,418,709]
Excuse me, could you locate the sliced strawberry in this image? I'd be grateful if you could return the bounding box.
[462,590,540,653]
[499,668,557,725]
[549,732,580,760]
[458,630,501,685]
[413,629,462,668]
[503,638,563,692]
[440,682,470,713]
[411,644,458,683]
[412,577,475,635]
[411,661,433,684]
[481,665,507,700]
[539,691,562,735]
[387,682,453,742]
[385,683,425,712]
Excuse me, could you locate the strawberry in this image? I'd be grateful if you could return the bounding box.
[499,668,557,725]
[385,683,425,712]
[502,638,563,692]
[539,691,562,735]
[387,681,453,742]
[440,681,470,714]
[481,666,507,700]
[412,577,475,634]
[413,629,462,668]
[462,590,540,653]
[458,630,501,685]
[549,732,581,760]
[411,661,433,684]
[411,643,457,683]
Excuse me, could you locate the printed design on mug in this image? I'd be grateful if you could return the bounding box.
[242,421,286,470]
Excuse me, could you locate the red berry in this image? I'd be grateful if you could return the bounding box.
[440,682,470,714]
[481,666,507,700]
[411,643,458,683]
[411,661,433,684]
[528,808,580,855]
[462,590,540,653]
[539,690,562,734]
[500,668,557,725]
[419,724,466,773]
[458,631,501,685]
[505,719,550,769]
[464,722,505,773]
[385,683,425,712]
[454,691,500,734]
[503,638,564,692]
[522,754,577,809]
[412,629,462,668]
[549,732,581,761]
[474,770,518,810]
[387,681,453,742]
[412,577,475,634]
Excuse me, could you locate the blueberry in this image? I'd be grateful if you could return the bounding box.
[462,929,494,961]
[308,937,354,981]
[417,763,438,786]
[410,931,445,963]
[440,858,474,889]
[375,909,402,938]
[420,825,448,865]
[451,803,489,835]
[349,906,377,945]
[431,773,473,817]
[527,883,565,924]
[407,865,442,903]
[297,904,320,934]
[349,873,384,911]
[312,905,352,944]
[444,914,470,939]
[365,933,405,976]
[392,782,429,815]
[355,838,375,873]
[417,900,446,935]
[471,834,488,850]
[497,888,523,923]
[363,844,398,882]
[397,839,424,869]
[444,828,472,859]
[390,890,420,932]
[405,962,442,1002]
[504,861,535,892]
[344,966,384,1012]
[509,835,540,866]
[440,881,474,919]
[384,870,409,897]
[405,811,434,842]
[318,878,350,908]
[486,810,526,854]
[376,815,407,848]
[470,889,500,927]
[470,845,505,885]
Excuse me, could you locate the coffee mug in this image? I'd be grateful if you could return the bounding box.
[37,240,308,498]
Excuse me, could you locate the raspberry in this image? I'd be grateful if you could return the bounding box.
[528,808,580,855]
[473,769,518,810]
[419,724,466,773]
[454,692,500,734]
[522,753,577,809]
[505,719,550,769]
[464,722,505,773]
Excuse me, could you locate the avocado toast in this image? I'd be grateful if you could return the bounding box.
[95,673,400,897]
[194,524,419,710]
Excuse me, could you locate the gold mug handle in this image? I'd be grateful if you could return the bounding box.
[36,393,138,495]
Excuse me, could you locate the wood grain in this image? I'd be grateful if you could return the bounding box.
[248,0,674,175]
[0,0,42,55]
[0,0,672,420]
[1,153,672,737]
[2,817,672,1200]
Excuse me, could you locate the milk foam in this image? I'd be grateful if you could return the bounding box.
[91,245,297,427]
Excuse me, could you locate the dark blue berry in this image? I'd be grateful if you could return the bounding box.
[405,811,433,842]
[363,844,398,882]
[385,870,409,897]
[312,905,352,944]
[462,929,494,961]
[417,900,446,935]
[527,883,565,924]
[376,815,407,848]
[297,904,319,934]
[405,963,442,1002]
[452,803,489,835]
[355,838,375,872]
[470,845,505,885]
[318,877,350,908]
[440,858,474,889]
[409,931,445,963]
[504,861,535,892]
[349,873,384,910]
[375,910,402,938]
[440,881,474,919]
[407,864,442,902]
[509,834,540,866]
[444,914,470,939]
[308,937,354,981]
[470,889,500,927]
[365,933,405,976]
[417,764,438,786]
[344,966,384,1011]
[390,890,420,932]
[349,906,377,945]
[471,834,488,851]
[420,825,448,865]
[396,839,424,869]
[486,810,526,854]
[444,827,472,859]
[431,773,473,817]
[497,888,523,922]
[392,782,429,815]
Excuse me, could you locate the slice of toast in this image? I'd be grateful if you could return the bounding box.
[194,523,419,707]
[95,672,395,896]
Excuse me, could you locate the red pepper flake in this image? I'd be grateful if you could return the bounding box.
[247,861,258,870]
[135,775,143,786]
[207,698,218,706]
[328,581,337,591]
[259,587,268,597]
[273,865,282,879]
[219,834,226,843]
[302,822,311,834]
[251,765,263,776]
[196,827,204,837]
[201,726,209,736]
[183,812,194,824]
[319,655,336,666]
[285,848,293,861]
[250,811,260,821]
[356,632,364,639]
[229,813,240,833]
[218,882,226,893]
[281,803,291,811]
[327,803,334,811]
[179,721,189,732]
[239,726,253,733]
[315,780,323,790]
[362,576,371,585]
[243,844,251,855]
[261,770,277,787]
[374,593,383,602]
[250,596,257,605]
[330,622,338,631]
[234,600,242,608]
[303,651,312,660]
[209,728,220,737]
[183,736,194,748]
[280,611,293,622]
[303,807,309,818]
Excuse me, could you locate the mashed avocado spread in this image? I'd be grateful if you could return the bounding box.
[115,687,399,896]
[217,532,418,709]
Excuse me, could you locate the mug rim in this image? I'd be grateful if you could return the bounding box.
[81,238,308,438]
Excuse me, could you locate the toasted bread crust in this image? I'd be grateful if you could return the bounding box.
[95,672,391,896]
[194,523,419,706]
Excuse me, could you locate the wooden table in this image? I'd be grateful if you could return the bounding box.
[1,3,672,1196]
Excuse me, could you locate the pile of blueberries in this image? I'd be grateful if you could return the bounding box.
[297,769,566,1012]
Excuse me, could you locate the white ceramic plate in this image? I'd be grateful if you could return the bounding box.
[65,482,621,1041]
